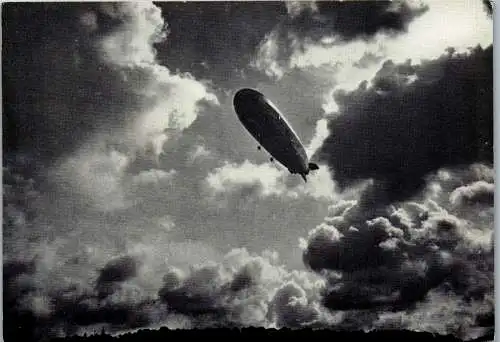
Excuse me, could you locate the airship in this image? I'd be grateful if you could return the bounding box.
[233,88,319,182]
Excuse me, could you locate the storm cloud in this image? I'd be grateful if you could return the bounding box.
[315,45,493,203]
[300,163,494,336]
[285,1,429,42]
[253,0,428,78]
[95,256,140,299]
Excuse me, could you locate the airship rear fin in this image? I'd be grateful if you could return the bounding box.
[308,163,319,171]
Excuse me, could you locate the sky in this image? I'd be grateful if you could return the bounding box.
[3,0,494,340]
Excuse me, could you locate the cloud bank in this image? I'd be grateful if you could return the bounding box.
[4,161,493,340]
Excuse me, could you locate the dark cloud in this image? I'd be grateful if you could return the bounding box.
[230,262,259,292]
[155,2,286,84]
[305,216,455,311]
[3,167,41,241]
[482,0,493,16]
[3,258,53,342]
[158,265,229,318]
[303,218,404,273]
[316,45,493,203]
[476,311,494,327]
[3,259,37,307]
[3,241,322,339]
[3,170,162,338]
[371,59,417,92]
[287,1,429,43]
[269,282,319,328]
[50,295,156,336]
[95,256,140,299]
[157,257,320,328]
[253,0,428,73]
[301,164,494,316]
[97,256,139,284]
[354,52,385,69]
[2,3,144,166]
[4,259,37,281]
[446,250,493,302]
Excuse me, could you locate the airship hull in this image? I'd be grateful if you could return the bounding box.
[233,88,317,180]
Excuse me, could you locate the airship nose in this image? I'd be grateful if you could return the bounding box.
[235,88,260,100]
[234,88,263,119]
[234,88,261,107]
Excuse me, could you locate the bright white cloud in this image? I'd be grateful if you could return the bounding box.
[305,118,329,157]
[300,165,338,200]
[449,181,494,207]
[188,144,211,163]
[99,2,167,66]
[99,2,219,149]
[206,160,288,198]
[205,160,337,201]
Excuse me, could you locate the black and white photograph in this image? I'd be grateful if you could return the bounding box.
[3,1,494,341]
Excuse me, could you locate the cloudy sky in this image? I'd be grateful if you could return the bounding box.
[3,1,494,340]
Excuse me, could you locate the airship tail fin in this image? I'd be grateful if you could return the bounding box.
[308,163,319,171]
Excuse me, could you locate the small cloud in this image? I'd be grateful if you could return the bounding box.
[188,145,211,163]
[156,216,175,233]
[131,169,176,186]
[205,160,337,201]
[205,160,287,198]
[80,11,98,32]
[270,281,320,328]
[250,31,286,80]
[285,1,318,19]
[449,181,494,207]
[95,255,140,299]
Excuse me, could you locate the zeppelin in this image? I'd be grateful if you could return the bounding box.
[233,88,319,182]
